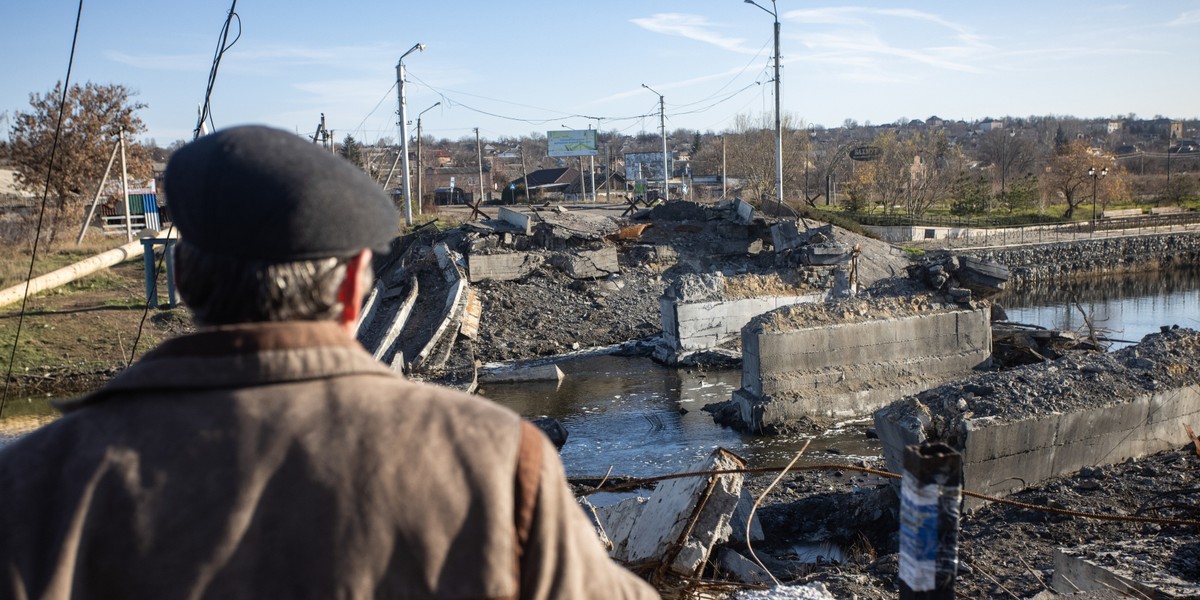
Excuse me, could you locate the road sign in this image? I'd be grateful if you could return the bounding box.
[849,146,883,161]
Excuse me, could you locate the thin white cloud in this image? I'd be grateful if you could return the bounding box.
[105,51,210,71]
[630,13,759,54]
[108,42,400,74]
[1169,10,1200,26]
[776,6,992,79]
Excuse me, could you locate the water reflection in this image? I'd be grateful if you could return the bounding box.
[479,355,879,478]
[997,268,1200,349]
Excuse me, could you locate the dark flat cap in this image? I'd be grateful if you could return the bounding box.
[165,125,398,261]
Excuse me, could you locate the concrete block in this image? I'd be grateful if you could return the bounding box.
[961,414,1060,462]
[498,206,532,235]
[1056,400,1148,445]
[963,449,1057,501]
[551,247,619,279]
[479,363,564,384]
[734,198,755,225]
[467,252,544,282]
[771,221,803,252]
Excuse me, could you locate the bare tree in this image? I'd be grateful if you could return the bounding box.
[1043,141,1127,219]
[851,129,960,218]
[978,129,1039,209]
[9,81,152,244]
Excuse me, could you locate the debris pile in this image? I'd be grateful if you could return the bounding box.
[908,253,1011,303]
[356,200,915,383]
[894,326,1200,433]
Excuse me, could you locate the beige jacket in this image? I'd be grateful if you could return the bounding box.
[0,322,657,600]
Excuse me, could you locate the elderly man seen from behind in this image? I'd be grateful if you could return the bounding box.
[0,125,659,600]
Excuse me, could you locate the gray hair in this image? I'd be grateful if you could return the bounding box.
[174,240,352,326]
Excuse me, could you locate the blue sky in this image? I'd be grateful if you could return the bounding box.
[2,1,1198,145]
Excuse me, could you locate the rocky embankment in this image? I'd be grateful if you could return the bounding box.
[970,231,1200,287]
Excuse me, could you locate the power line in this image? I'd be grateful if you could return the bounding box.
[128,0,240,367]
[405,70,657,128]
[1,0,86,419]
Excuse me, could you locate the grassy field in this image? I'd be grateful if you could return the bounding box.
[0,238,192,396]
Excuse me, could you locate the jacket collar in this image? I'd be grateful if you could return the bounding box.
[57,321,396,412]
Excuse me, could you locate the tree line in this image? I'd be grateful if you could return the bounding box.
[6,81,1198,248]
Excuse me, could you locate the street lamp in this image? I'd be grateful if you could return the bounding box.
[416,102,440,207]
[641,84,669,203]
[396,42,425,226]
[1088,166,1108,224]
[744,0,783,212]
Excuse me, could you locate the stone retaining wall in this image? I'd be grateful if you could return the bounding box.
[968,232,1200,287]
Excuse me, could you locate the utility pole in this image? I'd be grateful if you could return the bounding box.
[745,0,783,211]
[119,128,132,242]
[395,42,424,226]
[721,135,727,199]
[642,84,668,203]
[520,147,531,204]
[475,128,486,205]
[415,102,440,211]
[606,144,612,202]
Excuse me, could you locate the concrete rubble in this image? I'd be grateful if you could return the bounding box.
[357,199,912,391]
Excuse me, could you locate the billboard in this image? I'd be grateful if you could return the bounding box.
[624,152,671,181]
[547,129,598,157]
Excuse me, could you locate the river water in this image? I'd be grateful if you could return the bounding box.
[484,267,1200,478]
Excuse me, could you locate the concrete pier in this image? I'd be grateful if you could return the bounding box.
[732,305,992,429]
[873,328,1200,510]
[876,383,1200,511]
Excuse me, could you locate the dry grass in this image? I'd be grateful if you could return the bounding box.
[0,237,136,290]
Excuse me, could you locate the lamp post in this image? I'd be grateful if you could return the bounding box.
[641,84,669,203]
[415,102,439,209]
[744,0,783,212]
[1088,165,1108,224]
[395,42,425,226]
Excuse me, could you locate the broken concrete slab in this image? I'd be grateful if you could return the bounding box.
[370,277,419,362]
[730,487,765,544]
[550,247,620,279]
[594,448,746,576]
[656,270,853,364]
[771,221,804,252]
[478,363,564,384]
[467,252,545,282]
[590,496,648,559]
[1052,538,1200,598]
[498,206,532,235]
